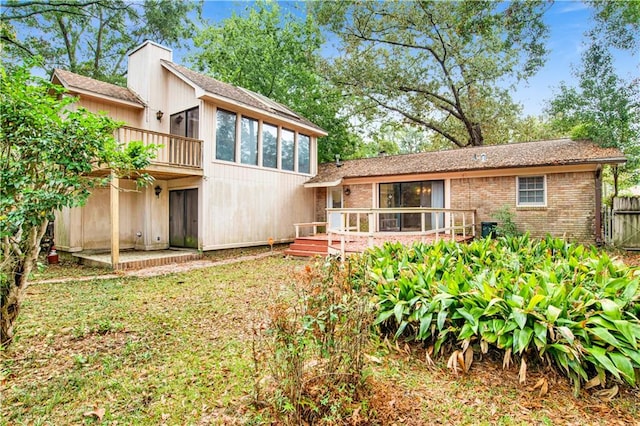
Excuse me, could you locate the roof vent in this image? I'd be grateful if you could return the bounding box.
[481,153,487,162]
[335,154,343,168]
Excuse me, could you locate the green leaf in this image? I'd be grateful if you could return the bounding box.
[373,309,395,325]
[527,294,546,311]
[515,327,533,354]
[393,301,405,324]
[584,346,621,380]
[546,305,562,324]
[435,307,449,332]
[613,320,637,349]
[511,309,527,330]
[418,313,433,340]
[608,352,636,386]
[587,327,621,347]
[599,298,621,320]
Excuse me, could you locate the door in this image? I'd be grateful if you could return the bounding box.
[328,186,343,231]
[169,189,198,248]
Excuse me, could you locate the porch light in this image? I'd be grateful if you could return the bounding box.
[154,185,162,198]
[344,187,351,196]
[156,110,164,120]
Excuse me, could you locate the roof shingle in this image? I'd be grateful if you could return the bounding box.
[306,139,626,185]
[52,69,144,106]
[161,61,325,134]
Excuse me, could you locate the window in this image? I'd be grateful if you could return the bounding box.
[262,123,278,168]
[378,181,445,231]
[297,134,310,174]
[240,117,258,165]
[170,107,199,139]
[281,129,294,171]
[517,176,546,206]
[216,109,236,162]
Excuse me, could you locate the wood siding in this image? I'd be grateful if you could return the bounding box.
[202,163,315,249]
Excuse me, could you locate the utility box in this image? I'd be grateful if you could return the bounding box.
[481,222,497,238]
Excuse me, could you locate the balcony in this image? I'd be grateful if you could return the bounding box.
[116,126,203,179]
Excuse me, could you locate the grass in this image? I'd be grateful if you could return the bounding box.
[2,254,639,425]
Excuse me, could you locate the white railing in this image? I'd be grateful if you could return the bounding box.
[117,126,203,168]
[293,222,328,238]
[326,207,476,259]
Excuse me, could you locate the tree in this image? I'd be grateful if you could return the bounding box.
[1,0,201,84]
[0,62,155,347]
[312,1,550,148]
[590,0,640,51]
[547,3,639,192]
[189,1,360,163]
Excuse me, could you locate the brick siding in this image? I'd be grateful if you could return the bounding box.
[312,171,597,243]
[450,171,596,243]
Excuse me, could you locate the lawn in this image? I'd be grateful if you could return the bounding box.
[1,254,638,425]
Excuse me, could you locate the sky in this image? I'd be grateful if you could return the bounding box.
[187,0,639,118]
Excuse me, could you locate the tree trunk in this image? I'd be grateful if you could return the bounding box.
[0,221,47,347]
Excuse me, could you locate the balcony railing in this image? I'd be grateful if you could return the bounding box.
[117,126,203,169]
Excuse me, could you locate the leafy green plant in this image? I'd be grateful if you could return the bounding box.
[359,235,640,395]
[491,205,521,237]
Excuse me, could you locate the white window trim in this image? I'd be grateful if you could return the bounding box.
[516,175,547,207]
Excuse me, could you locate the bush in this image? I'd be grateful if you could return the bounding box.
[254,257,374,424]
[360,235,640,395]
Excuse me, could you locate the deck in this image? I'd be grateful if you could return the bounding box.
[287,207,477,258]
[73,249,202,270]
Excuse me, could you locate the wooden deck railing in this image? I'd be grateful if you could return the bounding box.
[326,207,476,259]
[117,126,203,168]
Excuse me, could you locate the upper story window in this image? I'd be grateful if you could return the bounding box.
[262,123,278,169]
[241,117,258,165]
[281,129,295,171]
[517,176,546,207]
[216,109,236,162]
[214,107,313,175]
[298,134,310,174]
[170,107,199,139]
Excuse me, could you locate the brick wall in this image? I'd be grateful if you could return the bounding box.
[315,187,327,222]
[450,171,596,243]
[344,184,372,231]
[344,184,372,208]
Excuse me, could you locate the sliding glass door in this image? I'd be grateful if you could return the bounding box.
[379,180,444,231]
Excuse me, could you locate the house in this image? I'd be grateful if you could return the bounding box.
[52,41,326,265]
[304,139,626,245]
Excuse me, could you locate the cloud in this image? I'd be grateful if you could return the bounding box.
[556,1,589,14]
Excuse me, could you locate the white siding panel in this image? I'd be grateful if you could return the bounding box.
[202,164,314,249]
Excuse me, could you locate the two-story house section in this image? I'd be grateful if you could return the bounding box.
[52,41,326,259]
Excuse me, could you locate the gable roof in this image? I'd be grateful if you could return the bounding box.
[160,60,326,135]
[51,69,145,108]
[305,138,626,187]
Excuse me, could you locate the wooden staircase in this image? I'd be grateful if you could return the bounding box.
[284,236,329,258]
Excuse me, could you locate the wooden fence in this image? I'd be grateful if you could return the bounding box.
[610,197,640,249]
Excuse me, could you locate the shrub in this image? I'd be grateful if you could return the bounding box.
[491,205,521,237]
[255,257,374,424]
[362,235,640,395]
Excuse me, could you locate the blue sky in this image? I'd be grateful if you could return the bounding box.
[189,0,638,117]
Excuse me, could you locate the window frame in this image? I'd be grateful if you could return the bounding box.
[516,175,547,207]
[215,108,237,162]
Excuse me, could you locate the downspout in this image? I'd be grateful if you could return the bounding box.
[594,165,603,246]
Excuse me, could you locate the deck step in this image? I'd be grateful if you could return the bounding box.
[285,237,330,257]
